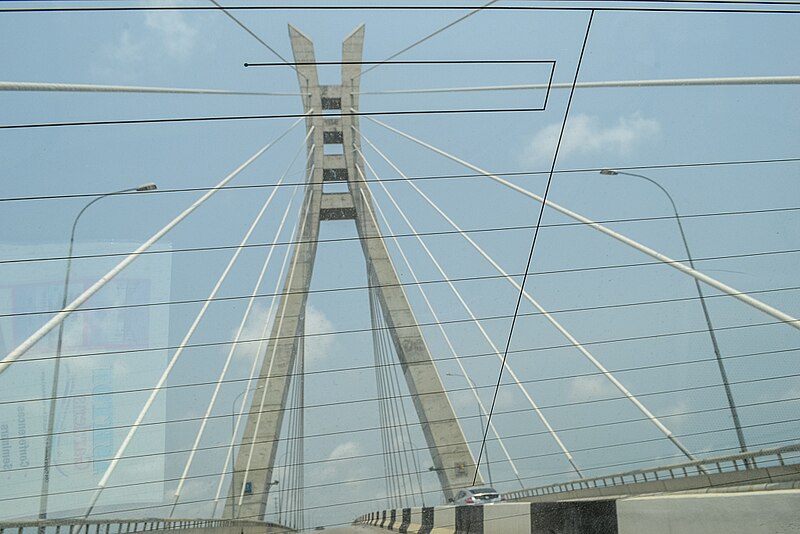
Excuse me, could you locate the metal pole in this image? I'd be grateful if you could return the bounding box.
[600,169,748,457]
[39,183,156,528]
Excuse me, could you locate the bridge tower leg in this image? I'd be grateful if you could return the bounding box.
[224,25,480,520]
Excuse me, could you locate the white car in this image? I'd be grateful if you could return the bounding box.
[452,487,503,505]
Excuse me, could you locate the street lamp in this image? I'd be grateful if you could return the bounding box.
[446,372,492,486]
[39,182,157,523]
[599,169,748,457]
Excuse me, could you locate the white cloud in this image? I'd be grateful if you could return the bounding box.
[327,441,362,461]
[304,305,335,366]
[94,1,198,80]
[309,441,366,483]
[232,302,275,363]
[144,7,198,60]
[522,113,660,165]
[226,303,334,375]
[567,374,617,403]
[104,29,146,64]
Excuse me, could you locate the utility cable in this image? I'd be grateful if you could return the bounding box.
[5,298,796,379]
[3,156,798,204]
[2,251,797,326]
[3,420,797,512]
[5,330,795,412]
[5,213,797,270]
[4,3,800,14]
[8,365,798,451]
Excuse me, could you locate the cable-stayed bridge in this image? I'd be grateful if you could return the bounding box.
[1,2,799,532]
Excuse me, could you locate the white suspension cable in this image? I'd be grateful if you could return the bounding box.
[211,189,307,517]
[361,184,526,489]
[170,136,312,514]
[365,116,800,332]
[355,151,582,477]
[0,113,309,378]
[0,81,304,96]
[172,189,299,515]
[85,136,311,518]
[358,75,800,95]
[359,132,699,464]
[238,176,317,510]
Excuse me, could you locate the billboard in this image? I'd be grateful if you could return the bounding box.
[0,243,171,519]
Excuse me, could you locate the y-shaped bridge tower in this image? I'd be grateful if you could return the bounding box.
[224,25,481,520]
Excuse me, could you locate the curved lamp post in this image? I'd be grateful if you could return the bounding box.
[39,182,157,523]
[599,169,747,457]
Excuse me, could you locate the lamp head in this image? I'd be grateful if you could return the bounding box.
[136,182,158,191]
[599,169,619,176]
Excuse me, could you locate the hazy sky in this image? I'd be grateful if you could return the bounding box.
[1,1,799,529]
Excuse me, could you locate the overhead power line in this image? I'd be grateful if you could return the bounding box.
[2,248,797,320]
[3,338,796,409]
[5,436,796,524]
[3,3,800,14]
[1,156,798,204]
[0,106,548,130]
[4,398,798,478]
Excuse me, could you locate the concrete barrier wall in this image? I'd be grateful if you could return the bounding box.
[356,489,800,533]
[147,527,292,534]
[356,502,617,533]
[616,489,800,534]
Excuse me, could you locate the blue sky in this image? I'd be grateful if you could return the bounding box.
[1,1,799,529]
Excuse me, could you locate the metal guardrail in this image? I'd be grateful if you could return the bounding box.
[502,443,800,501]
[0,519,269,534]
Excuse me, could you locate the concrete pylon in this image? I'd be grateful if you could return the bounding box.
[224,25,480,521]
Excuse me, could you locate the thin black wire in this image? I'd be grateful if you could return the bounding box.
[8,433,799,523]
[3,244,797,321]
[4,204,798,269]
[476,9,594,486]
[6,295,797,379]
[9,363,799,459]
[4,413,797,509]
[2,156,798,204]
[5,433,796,510]
[3,3,800,14]
[6,378,798,480]
[208,0,305,81]
[0,106,553,130]
[246,59,554,67]
[5,326,796,410]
